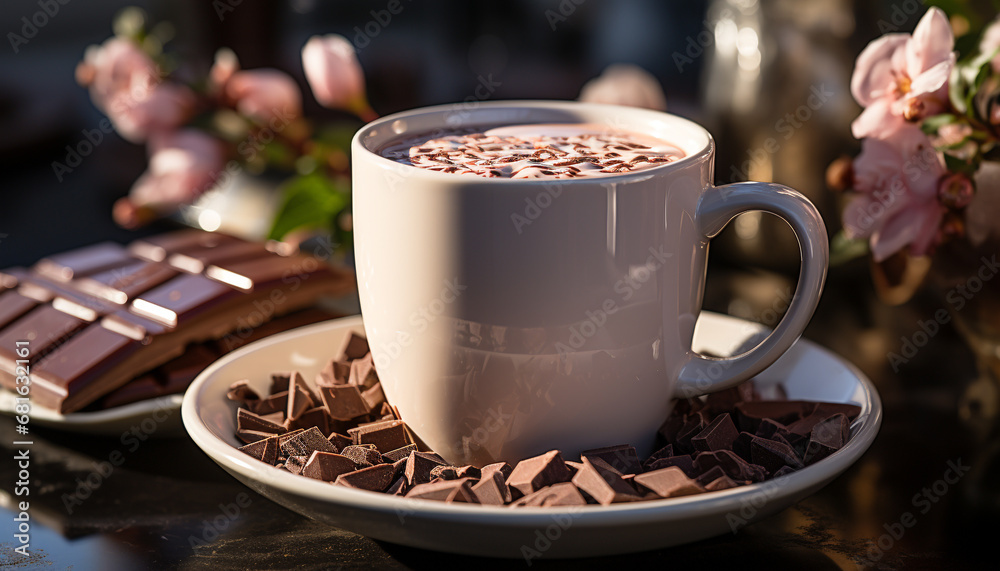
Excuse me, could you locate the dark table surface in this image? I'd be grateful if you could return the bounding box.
[1,252,998,570]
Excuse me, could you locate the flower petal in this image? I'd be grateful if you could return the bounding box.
[851,34,908,106]
[851,98,895,139]
[908,56,954,96]
[907,7,954,78]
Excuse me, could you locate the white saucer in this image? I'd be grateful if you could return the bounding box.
[182,312,881,559]
[0,392,185,436]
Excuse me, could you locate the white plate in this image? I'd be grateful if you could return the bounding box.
[0,392,185,436]
[182,312,881,559]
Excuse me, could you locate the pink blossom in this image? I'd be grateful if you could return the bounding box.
[301,35,369,114]
[77,37,159,111]
[105,82,197,143]
[578,64,667,111]
[843,121,946,261]
[981,18,1000,72]
[851,7,955,139]
[122,130,225,219]
[209,49,302,125]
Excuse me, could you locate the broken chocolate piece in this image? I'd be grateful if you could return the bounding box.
[511,482,586,507]
[472,471,511,505]
[227,380,260,405]
[406,478,480,503]
[237,408,286,434]
[335,463,398,492]
[572,457,640,505]
[382,444,417,463]
[692,413,739,453]
[320,384,371,420]
[348,420,410,452]
[645,455,697,478]
[404,451,447,486]
[506,450,572,498]
[340,445,383,468]
[581,444,641,475]
[279,426,337,457]
[694,450,768,482]
[238,436,279,464]
[284,455,309,475]
[633,467,705,498]
[340,332,370,361]
[481,462,513,482]
[302,451,358,481]
[804,413,850,464]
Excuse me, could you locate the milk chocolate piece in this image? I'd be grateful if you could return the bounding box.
[472,471,510,505]
[348,354,378,389]
[35,242,132,282]
[406,478,480,503]
[382,444,417,463]
[0,306,88,365]
[302,451,358,481]
[704,474,740,491]
[227,380,261,405]
[348,420,410,451]
[335,463,397,492]
[340,333,370,361]
[645,455,697,478]
[572,457,640,505]
[691,413,739,452]
[404,451,447,486]
[511,482,586,507]
[270,373,291,394]
[481,462,513,482]
[280,426,337,457]
[74,260,177,304]
[506,450,572,498]
[361,382,386,411]
[317,359,351,386]
[694,450,767,482]
[581,444,641,475]
[340,445,383,467]
[238,408,286,434]
[634,467,705,498]
[239,436,279,464]
[320,384,370,420]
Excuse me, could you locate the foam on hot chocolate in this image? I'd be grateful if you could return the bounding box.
[381,123,686,179]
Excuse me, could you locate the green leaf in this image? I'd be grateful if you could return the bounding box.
[830,230,870,267]
[921,113,959,134]
[267,173,349,240]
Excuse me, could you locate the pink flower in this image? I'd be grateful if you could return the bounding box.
[77,37,195,142]
[843,121,946,261]
[981,18,1000,72]
[578,64,668,111]
[210,49,302,125]
[115,130,225,227]
[851,7,955,139]
[301,35,371,117]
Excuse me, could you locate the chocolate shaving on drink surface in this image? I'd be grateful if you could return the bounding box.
[230,332,862,507]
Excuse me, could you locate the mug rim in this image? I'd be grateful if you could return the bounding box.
[351,100,715,185]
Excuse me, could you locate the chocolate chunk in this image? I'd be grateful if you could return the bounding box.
[581,444,641,475]
[74,260,177,304]
[643,444,674,469]
[260,411,284,424]
[645,455,697,478]
[286,372,318,421]
[406,478,480,503]
[386,477,408,496]
[348,420,410,452]
[335,463,398,492]
[302,451,358,481]
[692,413,739,453]
[704,474,740,491]
[317,358,351,386]
[657,410,689,443]
[430,465,460,480]
[340,445,383,467]
[702,381,757,416]
[511,482,586,507]
[0,292,37,331]
[694,450,767,482]
[253,391,288,415]
[285,455,309,475]
[237,408,286,434]
[404,451,447,486]
[348,354,378,389]
[472,471,510,505]
[279,426,337,457]
[675,415,707,454]
[285,406,331,434]
[236,429,274,444]
[633,467,705,498]
[270,372,291,394]
[327,432,352,451]
[320,384,371,420]
[804,413,850,464]
[506,450,572,498]
[340,333,370,361]
[481,462,513,482]
[454,465,482,479]
[227,380,261,405]
[785,413,828,437]
[735,401,813,433]
[361,382,386,410]
[572,457,640,505]
[694,465,728,487]
[732,432,756,462]
[238,436,279,464]
[382,444,417,463]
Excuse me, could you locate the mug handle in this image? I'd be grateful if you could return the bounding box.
[673,182,829,399]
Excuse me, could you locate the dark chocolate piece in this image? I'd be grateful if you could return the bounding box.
[633,467,705,498]
[645,455,697,478]
[128,230,239,262]
[285,455,309,475]
[167,240,269,274]
[238,408,286,434]
[286,375,316,421]
[404,451,447,486]
[406,478,480,503]
[270,372,291,394]
[236,429,275,444]
[348,353,378,389]
[74,260,177,304]
[382,444,417,463]
[732,432,756,462]
[335,463,397,492]
[227,380,261,405]
[804,413,850,464]
[317,358,351,386]
[506,450,572,498]
[320,384,371,420]
[129,273,239,328]
[340,333,370,361]
[35,242,132,282]
[253,391,289,416]
[361,382,386,411]
[238,436,279,464]
[735,401,813,433]
[347,420,410,452]
[581,444,641,475]
[511,482,586,507]
[327,432,352,451]
[694,450,768,482]
[285,406,331,434]
[694,465,728,487]
[692,413,739,453]
[340,445,383,467]
[279,426,337,457]
[642,444,674,470]
[704,474,740,491]
[302,451,358,481]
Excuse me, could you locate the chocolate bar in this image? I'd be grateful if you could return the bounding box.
[0,230,354,413]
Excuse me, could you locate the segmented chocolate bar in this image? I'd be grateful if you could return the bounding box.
[0,230,354,413]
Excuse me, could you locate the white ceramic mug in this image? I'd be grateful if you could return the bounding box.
[352,101,828,466]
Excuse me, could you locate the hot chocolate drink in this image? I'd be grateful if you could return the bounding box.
[380,123,686,179]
